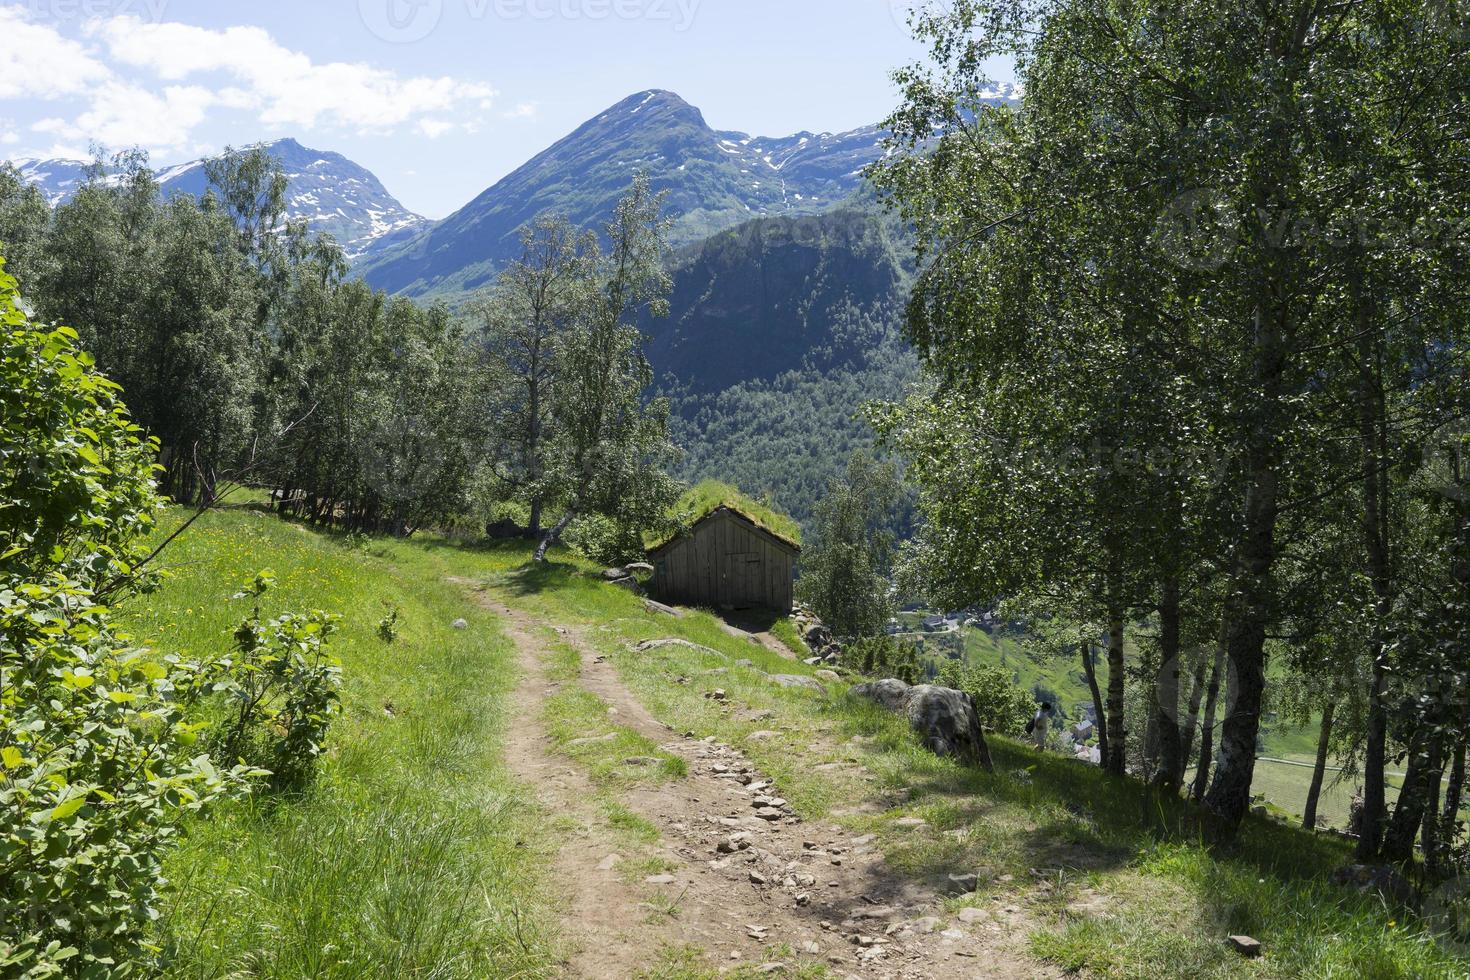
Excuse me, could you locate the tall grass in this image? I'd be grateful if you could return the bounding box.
[125,506,557,979]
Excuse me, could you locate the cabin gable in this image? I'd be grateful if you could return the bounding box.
[649,508,798,613]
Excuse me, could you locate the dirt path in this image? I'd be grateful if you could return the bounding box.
[474,586,1055,979]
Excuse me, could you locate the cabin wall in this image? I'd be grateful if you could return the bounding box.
[652,513,795,613]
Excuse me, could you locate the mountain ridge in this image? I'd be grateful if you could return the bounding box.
[10,138,429,260]
[355,87,1022,300]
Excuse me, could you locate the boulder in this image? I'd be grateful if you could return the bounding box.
[633,638,726,659]
[804,624,834,647]
[770,674,825,692]
[451,619,469,631]
[624,562,655,577]
[602,567,630,581]
[643,599,683,618]
[485,518,526,540]
[850,680,995,772]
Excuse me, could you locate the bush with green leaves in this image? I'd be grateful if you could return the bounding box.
[842,636,925,685]
[212,572,342,790]
[0,584,259,978]
[935,660,1035,737]
[0,261,259,977]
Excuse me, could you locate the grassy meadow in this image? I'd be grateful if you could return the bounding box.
[123,503,558,979]
[122,504,1468,978]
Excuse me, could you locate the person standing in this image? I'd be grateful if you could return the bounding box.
[1029,701,1056,751]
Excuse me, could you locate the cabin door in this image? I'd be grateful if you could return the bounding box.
[723,552,763,609]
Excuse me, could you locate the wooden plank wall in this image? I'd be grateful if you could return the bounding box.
[653,512,794,613]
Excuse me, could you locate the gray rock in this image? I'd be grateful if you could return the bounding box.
[815,669,842,683]
[770,674,825,692]
[804,624,834,647]
[947,873,980,894]
[849,680,995,772]
[1330,864,1415,904]
[451,619,469,631]
[625,562,655,576]
[602,567,630,581]
[634,638,725,658]
[643,599,683,617]
[1227,935,1262,958]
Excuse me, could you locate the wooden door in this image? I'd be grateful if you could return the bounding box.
[723,552,764,608]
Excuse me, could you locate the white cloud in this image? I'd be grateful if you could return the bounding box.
[89,16,497,132]
[35,84,218,154]
[502,102,539,120]
[0,7,111,100]
[0,10,496,161]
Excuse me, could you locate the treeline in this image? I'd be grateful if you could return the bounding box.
[0,152,679,553]
[873,0,1470,875]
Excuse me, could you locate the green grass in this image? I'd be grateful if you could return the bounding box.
[543,687,689,784]
[126,510,1470,979]
[123,505,558,979]
[428,540,1470,979]
[648,479,803,550]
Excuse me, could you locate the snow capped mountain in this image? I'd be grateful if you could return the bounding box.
[358,87,1021,300]
[8,139,428,261]
[11,158,93,208]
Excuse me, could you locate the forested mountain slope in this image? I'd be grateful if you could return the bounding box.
[647,205,919,528]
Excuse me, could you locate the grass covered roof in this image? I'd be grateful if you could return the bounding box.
[647,480,802,552]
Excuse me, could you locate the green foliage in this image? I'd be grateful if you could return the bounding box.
[843,636,925,685]
[0,582,258,979]
[651,479,802,550]
[796,451,901,640]
[935,660,1034,738]
[375,608,400,644]
[212,572,342,790]
[531,175,683,559]
[0,270,160,587]
[0,267,258,977]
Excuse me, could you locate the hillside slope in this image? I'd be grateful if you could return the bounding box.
[648,205,919,528]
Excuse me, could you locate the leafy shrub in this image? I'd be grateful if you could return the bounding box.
[935,660,1034,736]
[563,513,647,566]
[213,572,342,790]
[0,262,259,977]
[0,582,259,978]
[377,608,400,644]
[843,636,926,685]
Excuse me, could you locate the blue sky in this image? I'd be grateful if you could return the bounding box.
[0,0,1014,218]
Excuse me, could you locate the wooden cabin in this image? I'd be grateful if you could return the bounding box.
[648,506,800,614]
